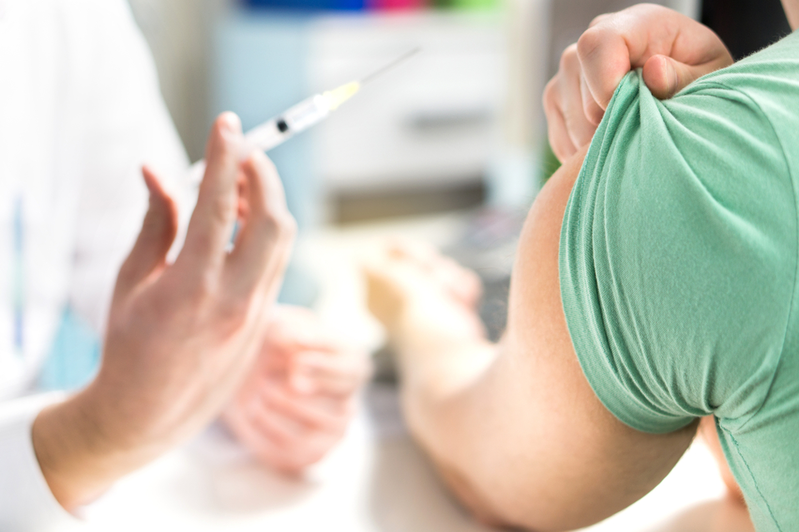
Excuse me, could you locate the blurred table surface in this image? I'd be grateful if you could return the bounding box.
[76,211,754,532]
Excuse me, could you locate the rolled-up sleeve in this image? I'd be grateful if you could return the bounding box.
[0,394,80,531]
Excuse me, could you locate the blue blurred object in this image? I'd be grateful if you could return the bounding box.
[212,10,321,306]
[38,308,101,392]
[213,11,318,231]
[244,0,365,12]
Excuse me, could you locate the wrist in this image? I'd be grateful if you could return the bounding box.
[31,384,162,510]
[392,300,496,395]
[32,393,102,509]
[392,297,487,364]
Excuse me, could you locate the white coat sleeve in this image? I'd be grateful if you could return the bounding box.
[0,393,79,531]
[0,1,194,529]
[68,0,193,334]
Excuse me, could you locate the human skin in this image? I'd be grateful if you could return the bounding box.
[543,4,733,162]
[364,3,799,527]
[32,112,297,510]
[366,146,699,530]
[222,305,371,473]
[542,0,799,507]
[544,2,799,162]
[787,0,799,29]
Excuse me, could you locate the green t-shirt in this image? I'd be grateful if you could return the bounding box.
[560,31,799,531]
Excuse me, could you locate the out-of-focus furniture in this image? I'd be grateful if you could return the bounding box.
[211,8,508,224]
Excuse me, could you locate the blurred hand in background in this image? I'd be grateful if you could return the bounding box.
[364,240,486,356]
[363,241,503,526]
[223,305,371,473]
[544,3,733,162]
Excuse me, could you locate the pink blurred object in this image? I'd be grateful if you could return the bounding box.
[367,0,425,12]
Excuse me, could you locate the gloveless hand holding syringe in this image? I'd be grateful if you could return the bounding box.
[187,48,420,186]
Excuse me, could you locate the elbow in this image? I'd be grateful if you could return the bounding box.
[433,456,596,532]
[434,460,521,529]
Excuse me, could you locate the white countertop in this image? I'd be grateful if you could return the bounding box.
[78,384,750,532]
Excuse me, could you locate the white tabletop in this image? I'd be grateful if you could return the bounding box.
[78,385,751,532]
[76,212,755,531]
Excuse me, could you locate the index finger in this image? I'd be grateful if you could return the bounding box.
[223,149,295,299]
[175,112,243,277]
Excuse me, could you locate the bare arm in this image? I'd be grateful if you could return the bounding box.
[32,113,296,509]
[367,147,697,530]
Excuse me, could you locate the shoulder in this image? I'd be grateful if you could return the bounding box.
[682,32,799,182]
[559,64,798,428]
[584,69,793,231]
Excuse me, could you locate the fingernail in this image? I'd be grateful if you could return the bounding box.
[220,112,242,135]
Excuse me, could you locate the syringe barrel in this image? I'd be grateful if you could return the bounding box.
[244,118,286,152]
[243,94,329,152]
[188,94,332,187]
[281,94,330,133]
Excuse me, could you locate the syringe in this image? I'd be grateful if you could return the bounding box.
[187,48,420,186]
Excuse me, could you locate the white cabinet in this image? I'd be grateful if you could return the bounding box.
[212,9,506,206]
[306,13,506,193]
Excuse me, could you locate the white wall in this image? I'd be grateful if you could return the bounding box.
[127,0,229,162]
[128,0,699,170]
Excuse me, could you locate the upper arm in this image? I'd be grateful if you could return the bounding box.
[448,146,698,531]
[453,71,794,529]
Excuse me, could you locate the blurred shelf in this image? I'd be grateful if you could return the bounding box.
[212,8,506,226]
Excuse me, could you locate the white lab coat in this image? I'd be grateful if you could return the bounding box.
[0,0,190,528]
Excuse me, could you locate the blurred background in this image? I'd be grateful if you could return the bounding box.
[122,0,699,321]
[128,0,704,224]
[125,0,790,229]
[41,0,794,389]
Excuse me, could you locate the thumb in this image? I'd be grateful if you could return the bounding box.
[115,166,179,298]
[642,54,724,100]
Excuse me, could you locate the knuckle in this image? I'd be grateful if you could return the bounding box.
[549,128,569,162]
[586,104,604,126]
[259,209,297,243]
[558,44,579,72]
[589,13,608,27]
[255,210,279,234]
[210,197,235,226]
[576,27,606,62]
[187,270,218,303]
[214,296,252,333]
[635,3,667,17]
